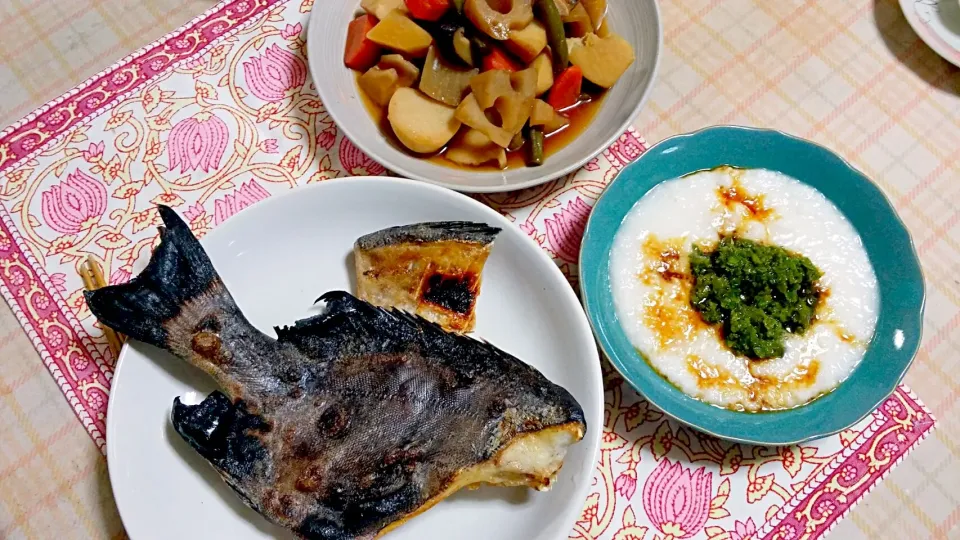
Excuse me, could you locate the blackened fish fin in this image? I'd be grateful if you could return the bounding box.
[311,290,374,319]
[275,292,514,378]
[274,291,410,358]
[354,221,501,251]
[84,205,235,350]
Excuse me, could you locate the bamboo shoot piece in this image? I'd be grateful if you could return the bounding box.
[420,45,479,106]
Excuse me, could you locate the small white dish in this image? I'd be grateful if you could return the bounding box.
[900,0,960,67]
[106,177,603,539]
[307,1,661,193]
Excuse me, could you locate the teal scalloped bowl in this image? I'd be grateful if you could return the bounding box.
[579,126,925,445]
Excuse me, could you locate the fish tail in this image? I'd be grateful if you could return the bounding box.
[84,205,236,354]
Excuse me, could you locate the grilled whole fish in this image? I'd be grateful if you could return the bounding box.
[85,206,586,539]
[354,222,501,333]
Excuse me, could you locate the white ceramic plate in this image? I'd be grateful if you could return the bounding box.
[900,0,960,67]
[106,178,603,539]
[307,1,661,193]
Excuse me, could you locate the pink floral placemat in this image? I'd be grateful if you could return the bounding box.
[0,1,935,539]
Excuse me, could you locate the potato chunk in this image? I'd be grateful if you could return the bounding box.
[378,54,420,87]
[367,12,433,57]
[360,66,401,107]
[507,21,547,63]
[388,88,461,153]
[531,53,554,96]
[361,0,408,20]
[568,32,635,88]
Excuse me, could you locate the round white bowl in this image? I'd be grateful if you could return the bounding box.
[308,1,662,193]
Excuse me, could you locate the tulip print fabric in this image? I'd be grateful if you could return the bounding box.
[0,1,935,539]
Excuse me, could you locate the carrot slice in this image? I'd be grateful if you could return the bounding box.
[482,46,522,72]
[345,14,382,71]
[404,0,451,21]
[546,65,582,109]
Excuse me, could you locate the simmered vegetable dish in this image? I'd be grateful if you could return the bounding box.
[344,0,636,169]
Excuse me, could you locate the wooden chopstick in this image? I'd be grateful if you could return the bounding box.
[81,255,124,357]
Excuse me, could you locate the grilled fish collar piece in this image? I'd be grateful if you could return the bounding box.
[85,206,585,540]
[354,221,502,333]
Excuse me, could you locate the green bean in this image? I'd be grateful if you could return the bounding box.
[527,126,545,166]
[508,130,526,152]
[452,0,464,13]
[537,0,569,73]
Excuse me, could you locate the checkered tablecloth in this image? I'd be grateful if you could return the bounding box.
[0,0,957,538]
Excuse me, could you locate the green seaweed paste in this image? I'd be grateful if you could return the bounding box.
[689,237,823,359]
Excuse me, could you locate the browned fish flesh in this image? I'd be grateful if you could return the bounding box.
[354,222,501,333]
[85,206,586,539]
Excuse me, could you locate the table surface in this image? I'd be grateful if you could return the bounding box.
[1,0,958,538]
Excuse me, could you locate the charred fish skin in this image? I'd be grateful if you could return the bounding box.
[354,221,502,333]
[275,292,587,538]
[279,291,587,449]
[355,221,501,251]
[86,207,586,540]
